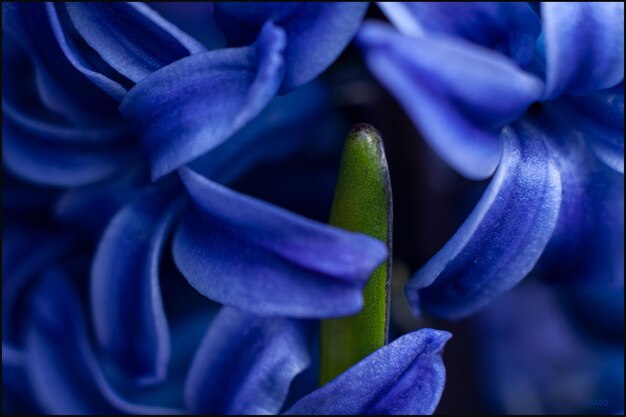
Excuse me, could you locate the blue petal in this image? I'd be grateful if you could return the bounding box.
[2,224,76,347]
[2,3,122,124]
[64,2,206,83]
[120,21,286,180]
[25,269,182,414]
[45,3,128,101]
[285,328,451,415]
[551,83,624,173]
[185,306,310,414]
[406,123,562,320]
[91,181,184,385]
[190,81,340,185]
[172,167,388,318]
[214,2,369,93]
[357,22,543,180]
[542,2,624,99]
[378,2,541,67]
[533,108,624,287]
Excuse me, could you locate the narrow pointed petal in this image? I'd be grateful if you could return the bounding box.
[285,328,451,415]
[91,182,184,384]
[551,83,624,173]
[172,167,388,318]
[120,22,286,180]
[379,2,541,66]
[406,123,562,320]
[64,2,206,83]
[357,22,543,180]
[542,2,624,99]
[214,2,369,93]
[25,269,182,414]
[185,307,310,414]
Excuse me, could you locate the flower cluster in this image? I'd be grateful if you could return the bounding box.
[2,2,623,415]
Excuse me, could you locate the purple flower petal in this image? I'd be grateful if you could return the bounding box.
[285,328,451,415]
[406,122,562,319]
[172,167,388,318]
[542,2,624,99]
[378,2,541,66]
[91,182,184,385]
[120,21,286,180]
[64,2,206,83]
[357,22,543,180]
[185,306,310,414]
[214,2,369,93]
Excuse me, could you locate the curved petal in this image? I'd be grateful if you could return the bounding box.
[542,2,624,99]
[190,81,340,185]
[91,181,184,385]
[25,269,182,414]
[285,328,451,415]
[378,2,541,67]
[534,108,624,287]
[45,3,128,101]
[120,21,286,180]
[406,123,562,320]
[214,2,369,93]
[185,306,310,414]
[551,83,624,173]
[64,2,206,83]
[2,3,122,124]
[2,225,75,346]
[172,167,388,318]
[357,22,543,180]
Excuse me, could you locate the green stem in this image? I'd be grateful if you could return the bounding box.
[319,123,392,386]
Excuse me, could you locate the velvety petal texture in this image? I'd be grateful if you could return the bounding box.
[172,167,388,318]
[214,2,369,93]
[378,2,541,66]
[357,22,543,180]
[120,22,286,179]
[542,2,624,99]
[406,124,562,319]
[285,328,451,415]
[64,2,206,83]
[91,182,184,385]
[185,306,310,414]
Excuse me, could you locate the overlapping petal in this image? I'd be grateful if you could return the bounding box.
[24,269,181,414]
[64,2,206,84]
[378,2,541,67]
[172,167,387,318]
[285,328,451,415]
[120,21,286,179]
[357,22,543,180]
[214,2,369,93]
[542,2,624,99]
[91,182,184,384]
[406,123,562,319]
[185,306,310,414]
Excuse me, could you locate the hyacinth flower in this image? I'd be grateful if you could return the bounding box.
[358,2,624,319]
[3,2,452,414]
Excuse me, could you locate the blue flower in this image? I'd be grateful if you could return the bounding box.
[357,2,624,319]
[2,3,452,415]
